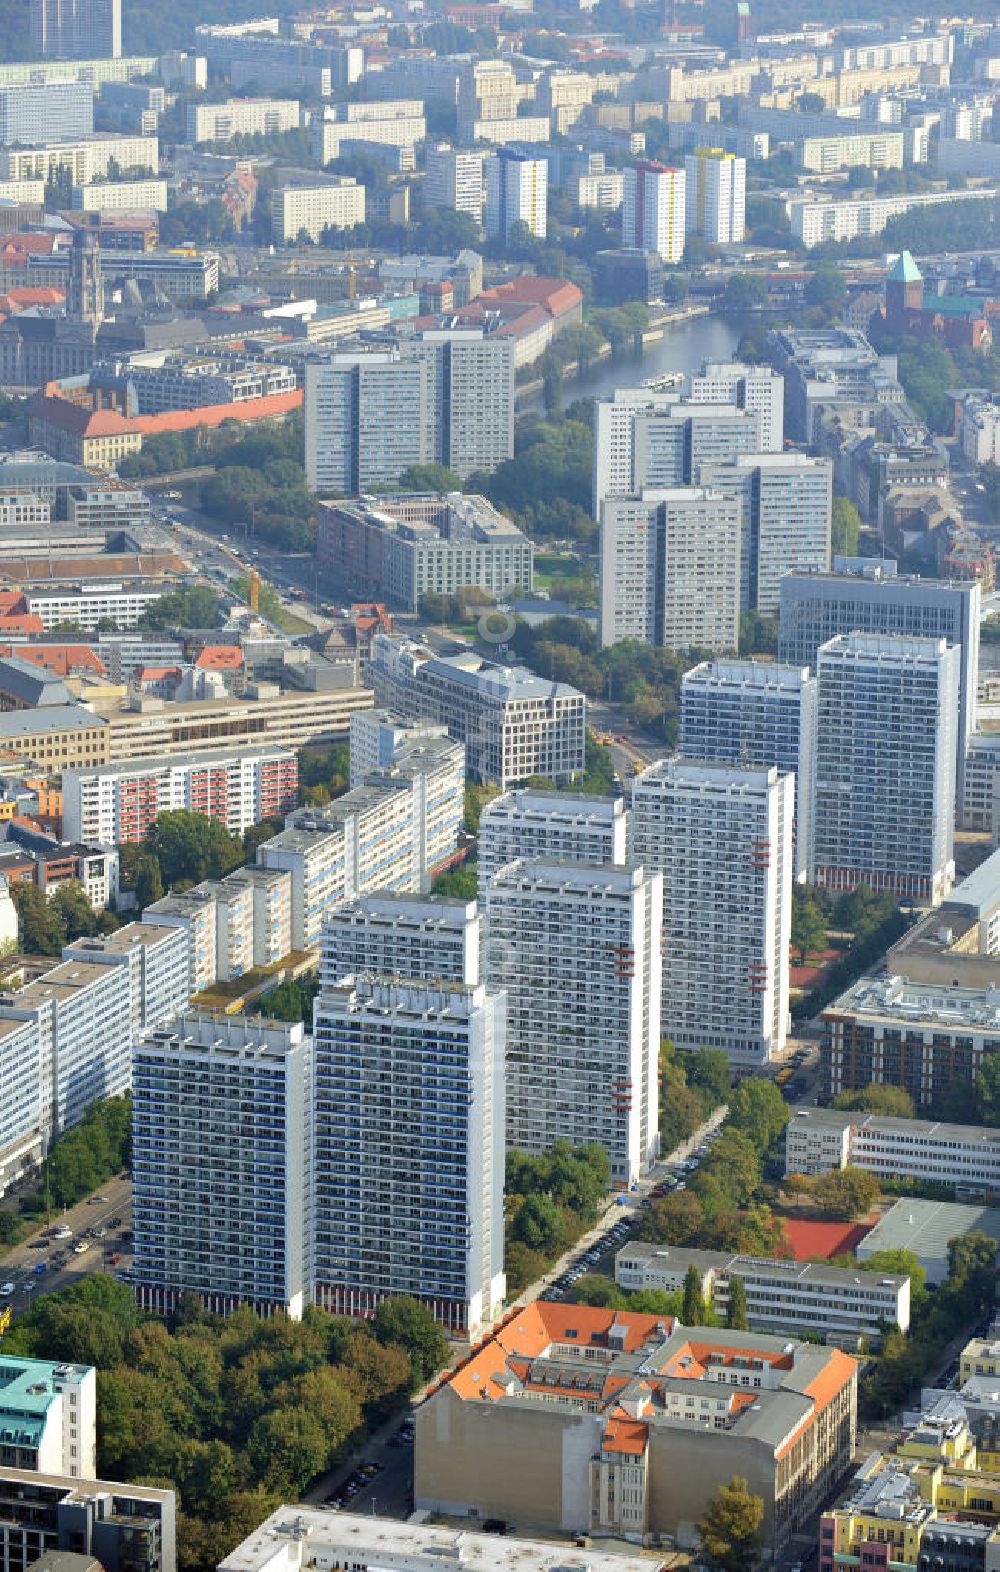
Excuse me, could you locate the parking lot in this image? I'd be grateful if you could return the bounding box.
[538,1118,728,1302]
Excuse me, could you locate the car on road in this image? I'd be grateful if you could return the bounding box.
[73,1241,90,1254]
[108,1216,122,1228]
[34,1260,48,1274]
[0,1282,14,1296]
[52,1225,72,1239]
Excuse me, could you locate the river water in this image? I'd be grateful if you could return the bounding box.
[522,309,747,413]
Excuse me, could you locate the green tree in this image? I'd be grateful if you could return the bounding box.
[727,1078,789,1152]
[723,273,768,310]
[11,881,65,955]
[726,1275,749,1331]
[635,1189,705,1246]
[812,1165,879,1218]
[948,1229,997,1318]
[371,1297,448,1388]
[138,585,225,631]
[49,881,98,943]
[684,1047,731,1106]
[831,496,862,558]
[247,1407,329,1493]
[682,1262,706,1324]
[805,261,846,312]
[144,810,245,889]
[832,1084,916,1118]
[511,1193,565,1253]
[699,1477,765,1572]
[399,463,462,494]
[791,890,827,965]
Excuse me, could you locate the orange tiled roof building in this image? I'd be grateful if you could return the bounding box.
[416,1302,856,1551]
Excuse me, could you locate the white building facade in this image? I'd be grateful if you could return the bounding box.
[482,858,662,1184]
[812,633,959,904]
[631,759,793,1066]
[312,977,506,1338]
[132,1014,313,1318]
[680,659,817,881]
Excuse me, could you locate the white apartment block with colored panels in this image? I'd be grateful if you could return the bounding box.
[224,866,292,966]
[312,977,506,1339]
[680,659,817,880]
[622,161,685,262]
[0,960,131,1139]
[320,893,479,989]
[187,99,299,143]
[62,747,298,844]
[631,759,793,1067]
[687,360,784,452]
[685,148,745,243]
[257,827,349,952]
[270,179,365,243]
[482,858,662,1184]
[61,922,190,1044]
[143,887,219,993]
[811,634,959,905]
[477,788,629,887]
[0,134,157,183]
[132,1015,312,1318]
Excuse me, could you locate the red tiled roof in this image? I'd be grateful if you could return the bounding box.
[0,644,105,677]
[130,387,302,435]
[479,275,583,317]
[602,1418,648,1456]
[0,287,65,314]
[194,645,243,670]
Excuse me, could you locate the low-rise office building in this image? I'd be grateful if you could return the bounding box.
[786,1106,1000,1198]
[219,1513,658,1572]
[615,1243,910,1342]
[821,975,1000,1107]
[0,1469,175,1572]
[416,1303,857,1550]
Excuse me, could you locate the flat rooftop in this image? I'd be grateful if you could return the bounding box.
[788,1106,1000,1152]
[219,1510,663,1572]
[825,974,1000,1031]
[859,1198,1000,1259]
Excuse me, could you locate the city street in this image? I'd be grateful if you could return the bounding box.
[0,1174,133,1314]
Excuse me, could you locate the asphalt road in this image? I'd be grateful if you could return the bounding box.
[0,1174,133,1313]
